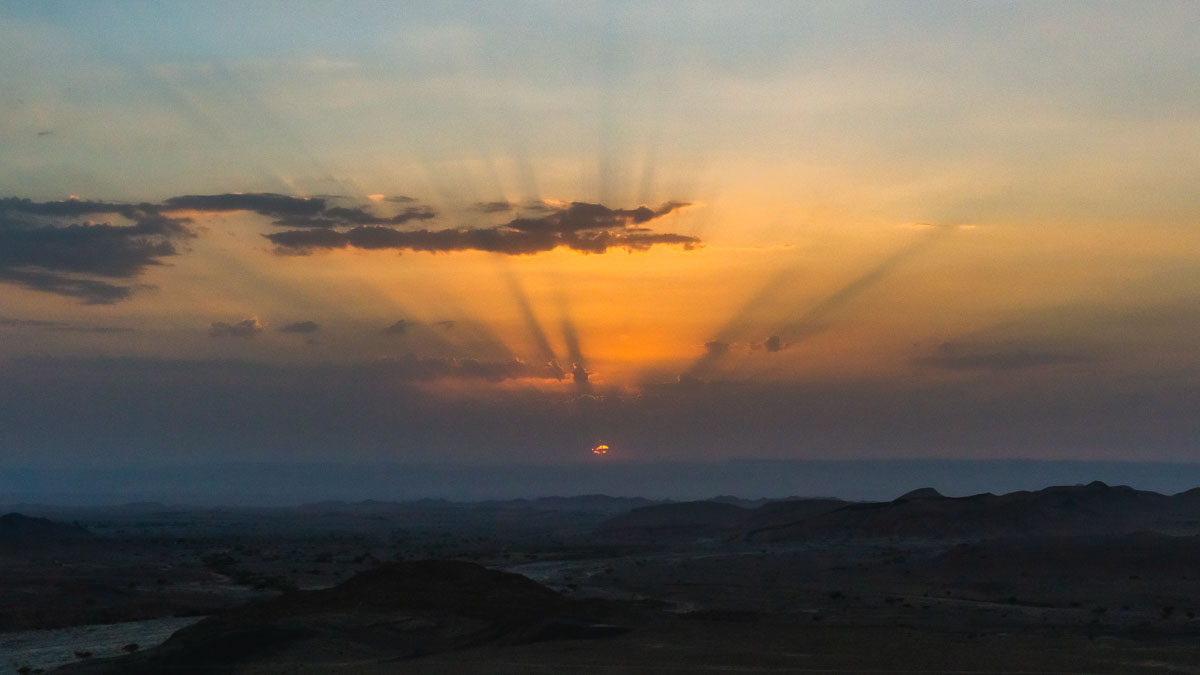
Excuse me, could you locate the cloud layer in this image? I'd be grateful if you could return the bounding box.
[0,194,698,302]
[265,200,698,255]
[0,198,194,303]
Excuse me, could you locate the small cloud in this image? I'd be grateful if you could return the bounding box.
[704,341,730,355]
[369,354,568,382]
[384,319,411,335]
[571,362,591,386]
[913,341,1092,371]
[271,205,436,229]
[475,201,515,213]
[209,318,263,338]
[37,130,53,137]
[432,320,456,329]
[763,335,783,352]
[279,320,320,334]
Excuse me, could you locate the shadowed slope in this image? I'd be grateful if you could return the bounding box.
[54,560,627,674]
[0,512,91,544]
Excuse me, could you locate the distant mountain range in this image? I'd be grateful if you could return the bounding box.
[597,482,1200,542]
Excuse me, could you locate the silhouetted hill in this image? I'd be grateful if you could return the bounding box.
[896,487,945,501]
[479,495,663,514]
[0,512,91,543]
[596,498,852,541]
[598,501,748,539]
[55,560,628,674]
[745,482,1200,542]
[736,498,852,532]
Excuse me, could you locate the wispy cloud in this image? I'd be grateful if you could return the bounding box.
[278,320,320,334]
[162,193,325,218]
[209,318,263,338]
[0,316,133,333]
[913,341,1093,372]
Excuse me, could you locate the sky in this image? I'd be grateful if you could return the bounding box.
[2,1,1199,471]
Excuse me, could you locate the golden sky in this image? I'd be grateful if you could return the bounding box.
[1,2,1198,466]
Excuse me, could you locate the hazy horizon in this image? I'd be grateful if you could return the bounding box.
[7,458,1200,507]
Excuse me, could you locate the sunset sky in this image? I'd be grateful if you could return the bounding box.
[2,2,1199,469]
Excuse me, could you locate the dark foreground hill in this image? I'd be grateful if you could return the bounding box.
[0,512,91,544]
[53,560,627,674]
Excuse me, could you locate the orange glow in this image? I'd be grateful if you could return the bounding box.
[592,444,609,455]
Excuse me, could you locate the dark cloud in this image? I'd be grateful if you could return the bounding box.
[913,342,1093,371]
[0,194,693,304]
[162,193,326,218]
[0,315,133,333]
[0,316,67,328]
[0,268,135,304]
[279,321,320,334]
[0,217,188,277]
[571,362,591,386]
[370,355,566,382]
[704,341,731,355]
[0,197,144,220]
[209,318,263,338]
[266,224,697,256]
[763,335,783,352]
[476,201,515,213]
[506,201,689,234]
[432,320,457,329]
[265,201,698,256]
[384,319,411,335]
[381,195,416,203]
[0,198,193,303]
[272,206,436,229]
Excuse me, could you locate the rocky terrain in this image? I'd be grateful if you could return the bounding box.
[2,483,1200,673]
